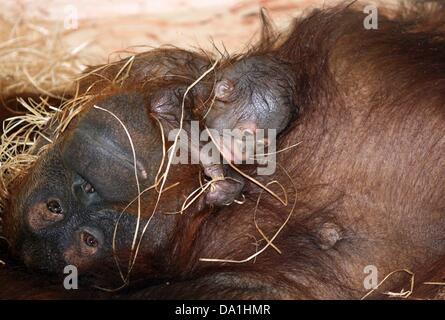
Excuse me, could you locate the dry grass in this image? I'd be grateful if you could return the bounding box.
[83,57,299,288]
[0,15,92,210]
[0,15,90,97]
[360,271,445,299]
[0,17,299,289]
[361,269,415,299]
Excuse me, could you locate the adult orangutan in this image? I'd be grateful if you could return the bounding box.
[0,1,444,299]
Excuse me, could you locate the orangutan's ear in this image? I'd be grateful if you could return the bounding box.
[214,79,234,101]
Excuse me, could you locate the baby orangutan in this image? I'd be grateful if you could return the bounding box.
[148,54,296,206]
[203,54,296,164]
[78,48,296,207]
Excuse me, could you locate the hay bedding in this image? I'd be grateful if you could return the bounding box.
[0,14,93,205]
[0,17,89,97]
[0,0,327,243]
[1,0,388,208]
[0,0,315,288]
[0,0,315,198]
[0,0,439,299]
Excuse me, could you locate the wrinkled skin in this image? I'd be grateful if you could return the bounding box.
[1,3,445,299]
[204,55,296,162]
[2,91,206,286]
[79,48,249,206]
[79,48,298,205]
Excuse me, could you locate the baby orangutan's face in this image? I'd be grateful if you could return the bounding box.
[204,56,295,163]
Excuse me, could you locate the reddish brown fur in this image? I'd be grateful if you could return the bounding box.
[1,1,445,299]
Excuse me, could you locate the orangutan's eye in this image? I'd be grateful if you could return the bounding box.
[46,199,63,214]
[83,181,95,194]
[81,231,98,248]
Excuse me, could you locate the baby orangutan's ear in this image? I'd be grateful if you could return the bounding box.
[215,79,234,101]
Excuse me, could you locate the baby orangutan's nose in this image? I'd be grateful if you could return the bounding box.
[26,198,64,231]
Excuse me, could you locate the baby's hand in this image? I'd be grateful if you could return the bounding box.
[203,164,245,207]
